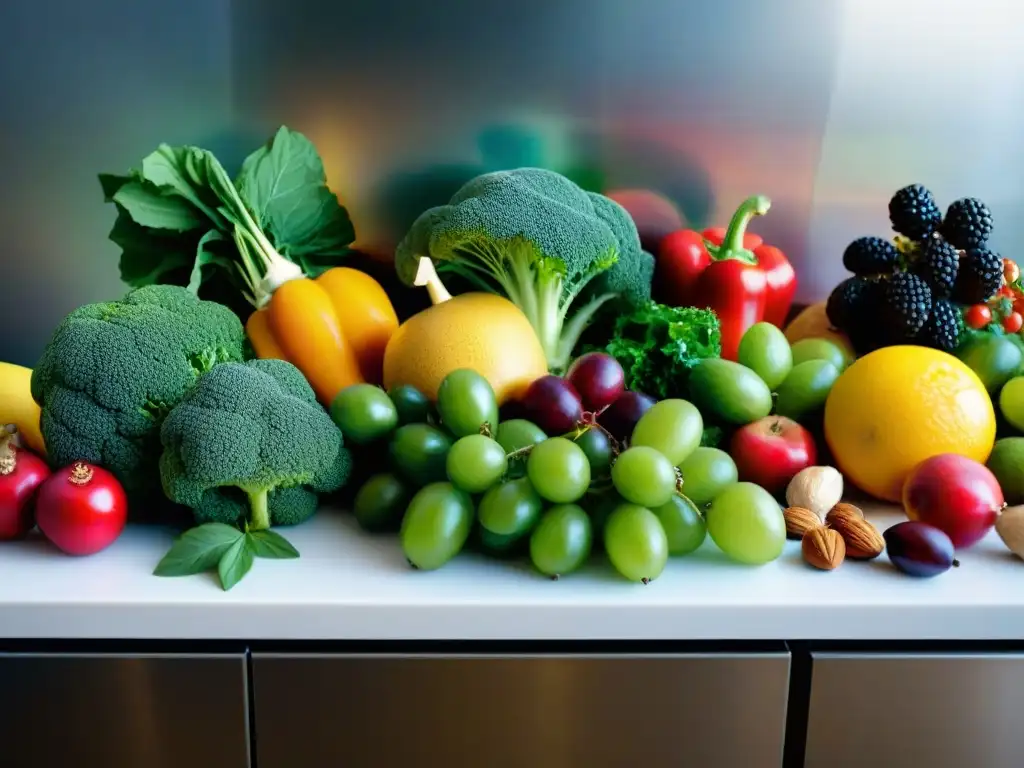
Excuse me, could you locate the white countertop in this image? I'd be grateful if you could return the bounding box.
[1,502,1021,641]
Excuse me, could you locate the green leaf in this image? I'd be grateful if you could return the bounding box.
[217,536,255,591]
[246,529,300,559]
[187,229,226,294]
[112,181,207,231]
[140,144,228,228]
[237,125,355,260]
[153,523,244,577]
[109,210,193,287]
[99,173,134,202]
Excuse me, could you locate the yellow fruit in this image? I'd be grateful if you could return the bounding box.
[824,345,995,502]
[0,362,45,455]
[382,259,548,404]
[784,301,855,360]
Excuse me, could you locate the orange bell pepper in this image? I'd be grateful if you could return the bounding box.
[246,267,399,406]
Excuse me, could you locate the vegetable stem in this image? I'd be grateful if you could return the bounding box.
[709,195,771,265]
[414,258,453,304]
[248,489,271,531]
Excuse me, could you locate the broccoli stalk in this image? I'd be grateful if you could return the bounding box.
[439,234,620,372]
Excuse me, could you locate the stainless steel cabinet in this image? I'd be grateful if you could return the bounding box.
[251,653,790,768]
[804,652,1024,768]
[0,653,250,768]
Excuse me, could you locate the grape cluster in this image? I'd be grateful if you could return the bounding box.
[332,353,780,583]
[827,184,1002,355]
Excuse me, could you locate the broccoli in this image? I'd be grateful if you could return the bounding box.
[395,168,655,372]
[159,359,352,530]
[31,285,248,500]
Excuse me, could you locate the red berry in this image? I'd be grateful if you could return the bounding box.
[1004,312,1023,334]
[965,304,993,330]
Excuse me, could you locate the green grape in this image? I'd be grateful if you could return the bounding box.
[330,384,398,444]
[583,490,624,545]
[390,424,453,487]
[677,447,738,506]
[611,446,676,508]
[400,482,474,570]
[574,427,613,475]
[446,434,508,493]
[603,503,669,583]
[526,437,591,503]
[436,369,500,437]
[353,472,411,532]
[999,376,1024,432]
[478,477,543,537]
[630,399,704,466]
[477,526,524,558]
[790,338,851,372]
[495,419,547,478]
[530,504,593,578]
[652,495,707,556]
[706,482,786,565]
[774,360,840,422]
[737,322,793,391]
[388,384,432,425]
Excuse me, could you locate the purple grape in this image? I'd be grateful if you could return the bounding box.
[522,375,584,434]
[566,352,626,412]
[883,521,959,578]
[599,391,656,442]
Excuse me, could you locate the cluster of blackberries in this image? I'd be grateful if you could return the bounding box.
[827,184,999,354]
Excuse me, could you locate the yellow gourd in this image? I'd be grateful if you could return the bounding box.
[383,259,548,404]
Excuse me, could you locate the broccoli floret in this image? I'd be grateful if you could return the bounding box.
[395,168,654,372]
[31,285,248,501]
[159,359,351,530]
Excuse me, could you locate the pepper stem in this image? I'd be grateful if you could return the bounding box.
[708,195,772,265]
[414,258,453,304]
[0,424,17,476]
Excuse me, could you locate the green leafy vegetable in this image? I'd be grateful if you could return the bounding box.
[594,301,721,401]
[246,529,301,559]
[99,126,355,314]
[217,537,256,592]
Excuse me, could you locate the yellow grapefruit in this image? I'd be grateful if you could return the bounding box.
[823,345,996,502]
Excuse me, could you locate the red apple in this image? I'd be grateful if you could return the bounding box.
[36,461,128,556]
[730,416,817,494]
[902,454,1003,549]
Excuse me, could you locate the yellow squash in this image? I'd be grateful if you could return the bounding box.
[383,258,548,404]
[247,267,399,406]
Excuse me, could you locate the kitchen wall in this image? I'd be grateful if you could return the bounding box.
[3,0,1022,365]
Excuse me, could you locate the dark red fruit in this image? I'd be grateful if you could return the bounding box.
[883,521,958,578]
[36,462,128,556]
[599,391,656,442]
[0,426,51,540]
[566,353,626,412]
[522,375,584,434]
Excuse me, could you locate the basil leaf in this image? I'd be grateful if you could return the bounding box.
[112,181,207,232]
[217,536,255,591]
[153,523,243,577]
[236,126,355,260]
[246,530,300,560]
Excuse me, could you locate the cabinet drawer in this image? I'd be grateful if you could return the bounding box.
[252,653,790,768]
[0,653,250,768]
[805,652,1024,768]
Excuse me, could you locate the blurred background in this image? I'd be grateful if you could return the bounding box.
[2,0,1022,365]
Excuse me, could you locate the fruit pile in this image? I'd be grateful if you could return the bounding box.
[826,184,1020,355]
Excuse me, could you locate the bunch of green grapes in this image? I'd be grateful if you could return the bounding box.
[333,370,787,582]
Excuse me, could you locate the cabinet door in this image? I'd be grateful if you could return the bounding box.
[252,653,790,768]
[805,652,1024,768]
[0,653,250,768]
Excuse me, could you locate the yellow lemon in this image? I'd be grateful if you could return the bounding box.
[0,362,45,455]
[824,345,995,502]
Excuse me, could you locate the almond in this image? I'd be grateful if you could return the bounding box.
[826,502,864,526]
[830,514,884,560]
[802,527,846,570]
[784,506,823,540]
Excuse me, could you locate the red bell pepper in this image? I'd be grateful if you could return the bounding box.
[655,195,797,361]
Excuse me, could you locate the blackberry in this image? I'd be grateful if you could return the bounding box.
[826,276,871,330]
[953,247,1003,304]
[842,236,900,275]
[917,298,962,352]
[889,184,942,240]
[883,271,933,340]
[941,197,993,249]
[911,237,960,298]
